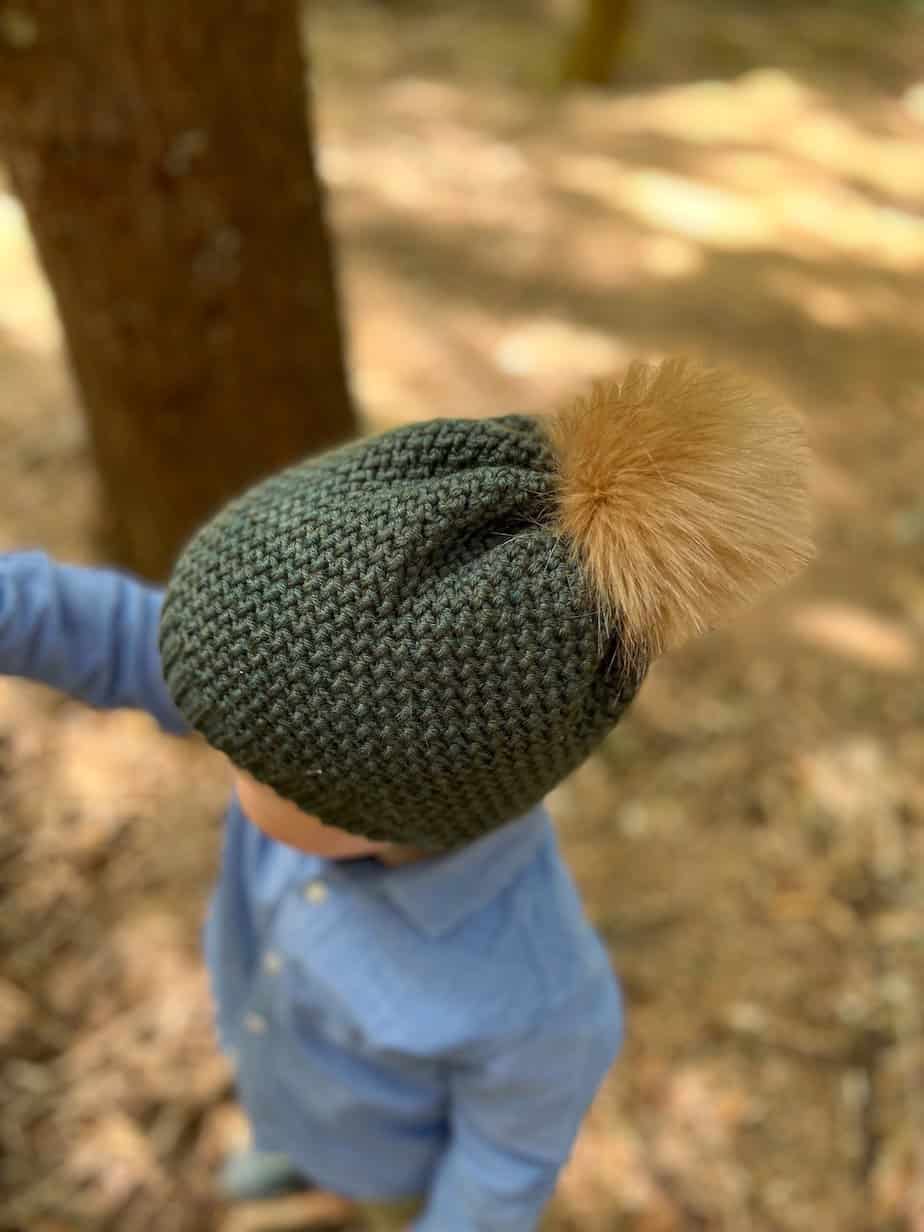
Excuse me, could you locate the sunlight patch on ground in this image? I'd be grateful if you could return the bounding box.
[320,123,538,230]
[637,233,705,278]
[767,270,912,333]
[766,271,866,330]
[550,68,924,271]
[0,192,61,354]
[789,601,919,671]
[778,189,924,271]
[494,317,627,378]
[798,736,894,829]
[621,69,924,202]
[905,81,924,122]
[66,1112,167,1214]
[554,152,924,270]
[631,69,814,145]
[779,111,924,201]
[556,1119,662,1228]
[559,156,776,248]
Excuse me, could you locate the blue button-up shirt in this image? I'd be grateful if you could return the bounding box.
[0,551,623,1231]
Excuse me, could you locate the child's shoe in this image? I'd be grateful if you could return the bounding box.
[219,1148,309,1201]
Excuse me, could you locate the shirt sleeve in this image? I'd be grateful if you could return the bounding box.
[413,965,622,1232]
[202,798,261,1057]
[0,550,189,735]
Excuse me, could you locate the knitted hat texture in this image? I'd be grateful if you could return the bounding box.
[159,359,813,850]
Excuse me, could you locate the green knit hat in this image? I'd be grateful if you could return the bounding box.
[158,359,812,851]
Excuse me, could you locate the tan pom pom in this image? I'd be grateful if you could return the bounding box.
[536,357,814,661]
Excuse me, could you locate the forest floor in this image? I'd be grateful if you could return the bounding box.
[1,1,923,1229]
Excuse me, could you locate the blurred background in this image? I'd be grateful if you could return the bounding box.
[0,0,922,1229]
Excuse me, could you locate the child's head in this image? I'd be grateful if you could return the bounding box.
[159,359,812,857]
[232,764,423,864]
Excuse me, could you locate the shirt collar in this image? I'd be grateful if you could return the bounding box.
[359,806,552,937]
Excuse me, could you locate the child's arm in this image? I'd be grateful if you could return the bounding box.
[413,967,621,1232]
[0,550,189,734]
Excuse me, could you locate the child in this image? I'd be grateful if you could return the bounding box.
[0,359,811,1230]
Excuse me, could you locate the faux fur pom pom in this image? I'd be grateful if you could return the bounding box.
[537,358,814,660]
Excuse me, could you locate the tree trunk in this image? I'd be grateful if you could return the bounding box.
[0,0,357,580]
[562,0,636,87]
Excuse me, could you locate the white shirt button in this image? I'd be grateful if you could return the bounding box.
[303,879,328,905]
[263,951,283,974]
[244,1011,268,1035]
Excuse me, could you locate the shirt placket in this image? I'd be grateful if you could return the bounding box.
[237,870,334,1059]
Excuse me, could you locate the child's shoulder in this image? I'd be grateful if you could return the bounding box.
[359,821,613,1053]
[497,829,612,1008]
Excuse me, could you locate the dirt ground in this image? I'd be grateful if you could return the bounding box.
[1,1,923,1229]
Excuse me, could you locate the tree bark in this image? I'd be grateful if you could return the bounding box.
[562,0,636,87]
[0,0,357,580]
